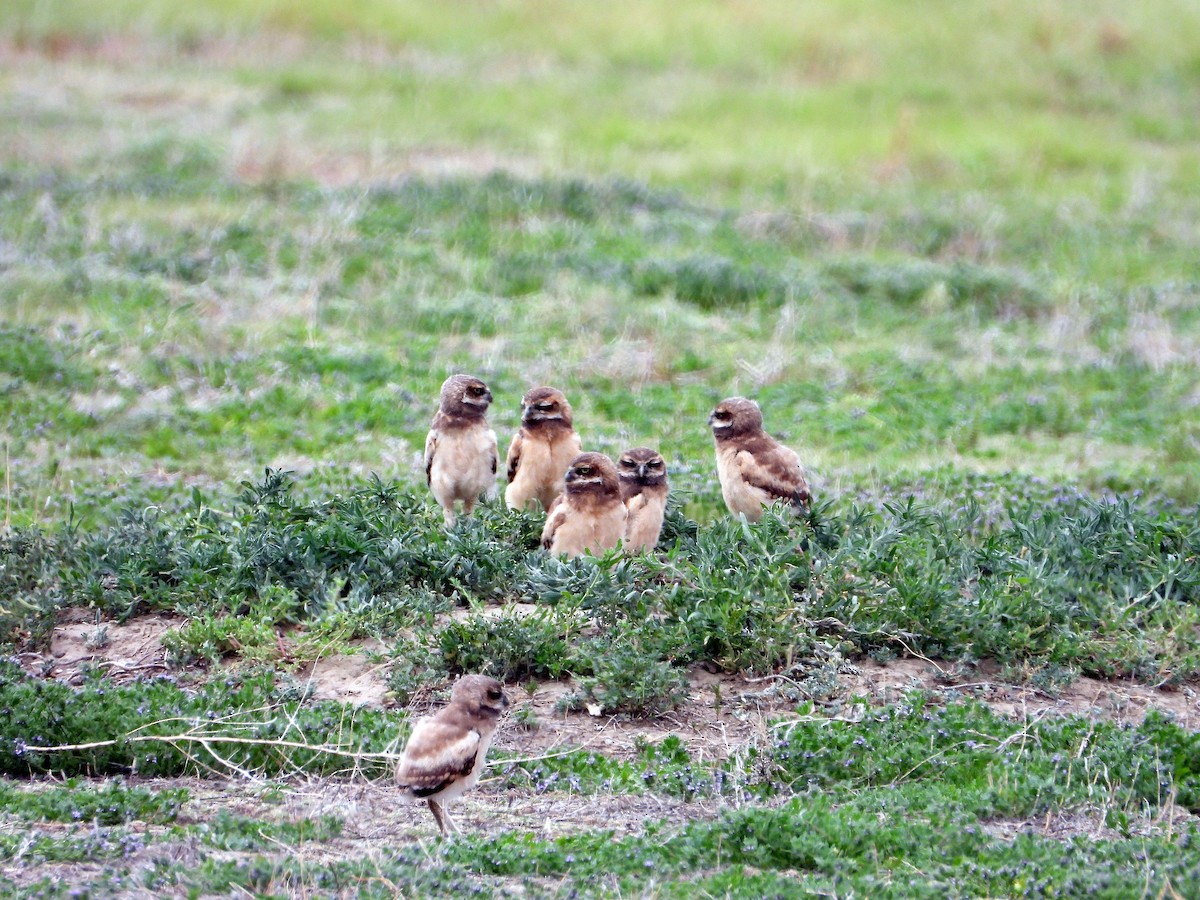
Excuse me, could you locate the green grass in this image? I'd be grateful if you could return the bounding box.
[1,169,1197,533]
[2,2,1200,896]
[1,694,1197,897]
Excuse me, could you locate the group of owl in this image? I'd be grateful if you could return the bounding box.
[402,377,812,835]
[424,374,812,558]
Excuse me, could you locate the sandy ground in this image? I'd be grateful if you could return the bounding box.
[2,592,1198,894]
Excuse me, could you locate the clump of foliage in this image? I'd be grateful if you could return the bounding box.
[0,661,401,778]
[0,777,188,825]
[435,607,578,682]
[562,634,690,716]
[0,529,62,647]
[4,469,1200,695]
[766,695,1200,818]
[498,733,717,800]
[49,470,542,631]
[183,809,345,852]
[451,697,1200,896]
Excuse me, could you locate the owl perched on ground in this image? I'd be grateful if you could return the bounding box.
[540,452,627,559]
[617,447,668,553]
[424,375,498,526]
[504,387,582,511]
[395,674,510,837]
[708,396,811,522]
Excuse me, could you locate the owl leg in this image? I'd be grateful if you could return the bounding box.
[427,798,449,836]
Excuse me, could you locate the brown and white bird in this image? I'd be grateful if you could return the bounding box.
[504,387,582,511]
[395,674,510,837]
[424,374,498,526]
[708,396,811,522]
[617,447,669,553]
[541,452,627,559]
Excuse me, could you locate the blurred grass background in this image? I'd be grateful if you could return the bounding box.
[1,0,1198,527]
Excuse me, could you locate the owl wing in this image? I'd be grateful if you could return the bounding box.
[423,429,440,486]
[396,719,481,797]
[540,494,569,550]
[736,445,811,508]
[505,430,524,483]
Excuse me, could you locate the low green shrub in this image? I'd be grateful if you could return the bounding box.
[0,661,400,778]
[0,777,188,825]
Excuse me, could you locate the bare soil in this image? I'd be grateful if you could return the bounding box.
[0,774,720,897]
[9,608,1197,890]
[30,612,1200,767]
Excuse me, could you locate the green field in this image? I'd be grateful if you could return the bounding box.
[2,2,1199,897]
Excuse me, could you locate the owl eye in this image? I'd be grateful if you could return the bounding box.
[536,402,554,410]
[577,466,592,475]
[487,687,502,701]
[469,386,486,396]
[619,459,636,467]
[648,460,664,468]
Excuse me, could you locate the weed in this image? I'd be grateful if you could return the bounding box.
[0,777,188,825]
[436,607,577,682]
[0,661,401,778]
[563,638,689,717]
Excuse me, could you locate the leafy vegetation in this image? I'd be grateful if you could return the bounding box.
[0,778,187,826]
[0,661,400,779]
[4,470,1196,688]
[2,697,1196,896]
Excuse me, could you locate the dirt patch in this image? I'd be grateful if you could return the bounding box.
[43,610,181,684]
[0,775,719,896]
[302,647,391,707]
[840,656,1200,730]
[497,667,783,765]
[28,614,1200,766]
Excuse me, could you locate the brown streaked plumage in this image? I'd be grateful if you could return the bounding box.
[617,447,668,553]
[708,396,811,522]
[425,374,498,526]
[540,452,627,559]
[395,674,510,837]
[504,387,582,511]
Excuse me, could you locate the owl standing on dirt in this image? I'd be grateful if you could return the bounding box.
[395,674,510,837]
[424,374,498,526]
[504,387,582,511]
[617,447,668,553]
[708,396,811,522]
[541,452,627,559]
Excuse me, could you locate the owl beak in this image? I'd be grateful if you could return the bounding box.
[637,463,648,479]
